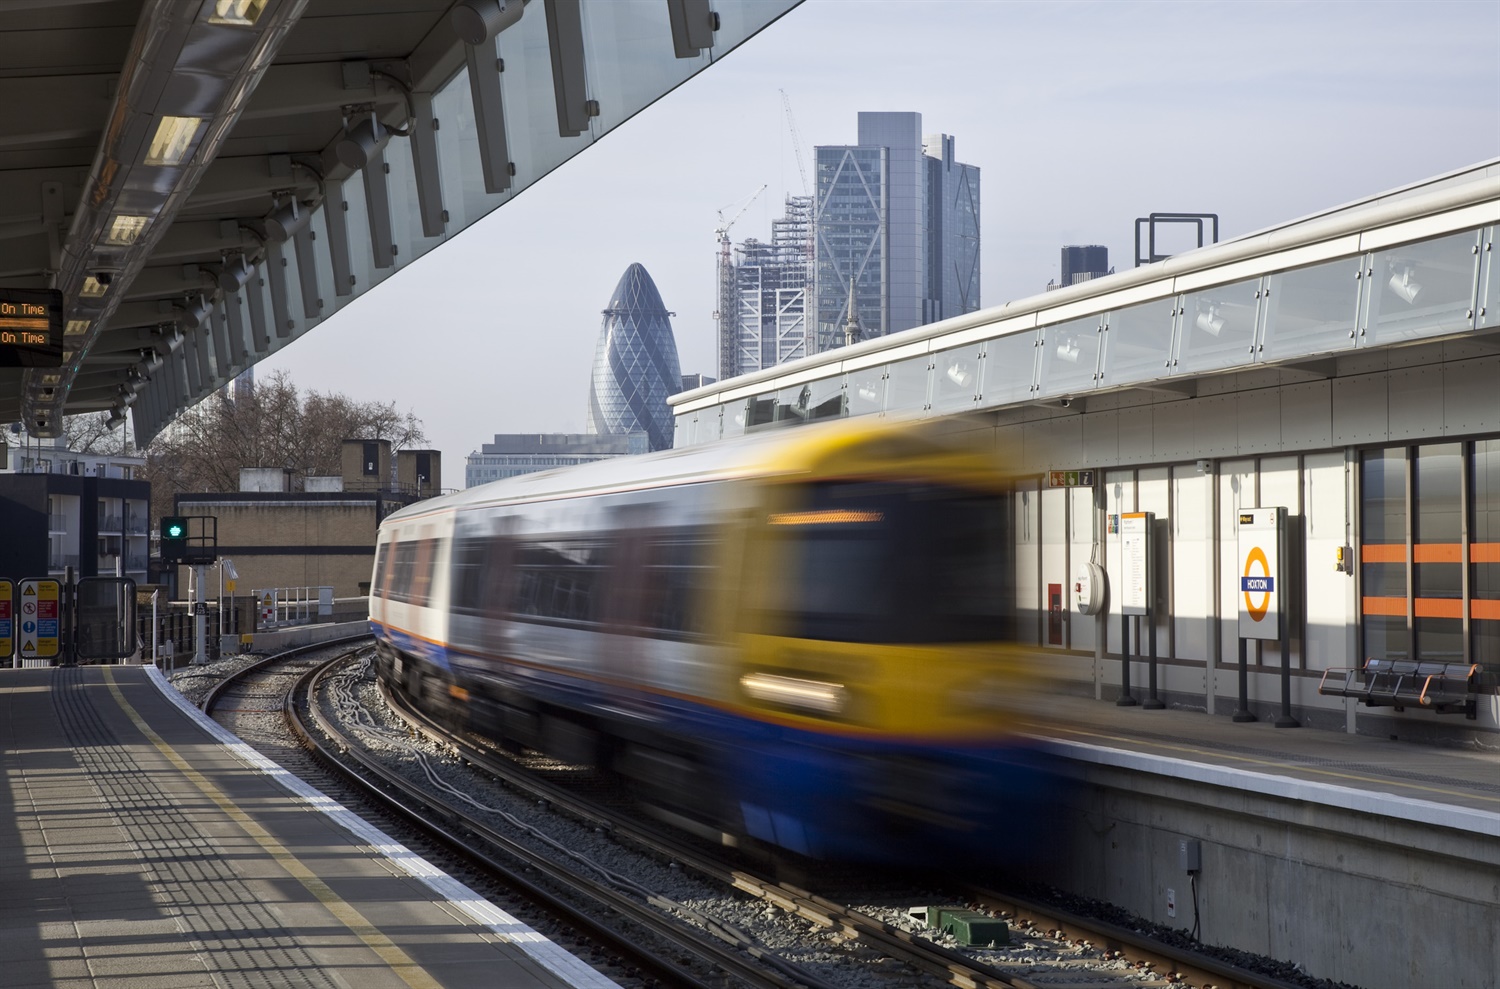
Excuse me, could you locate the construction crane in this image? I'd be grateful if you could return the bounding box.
[714,184,766,381]
[779,89,809,196]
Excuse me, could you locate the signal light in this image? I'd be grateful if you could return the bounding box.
[161,516,188,562]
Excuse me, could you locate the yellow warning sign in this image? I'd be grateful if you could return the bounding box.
[19,579,60,659]
[0,580,13,660]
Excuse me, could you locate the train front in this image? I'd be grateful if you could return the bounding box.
[724,428,1069,866]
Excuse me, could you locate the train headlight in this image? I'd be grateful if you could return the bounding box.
[740,672,848,716]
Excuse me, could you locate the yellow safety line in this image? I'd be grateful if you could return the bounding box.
[101,667,444,989]
[1032,720,1500,807]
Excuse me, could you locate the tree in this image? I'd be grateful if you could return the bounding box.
[62,411,133,456]
[137,369,426,520]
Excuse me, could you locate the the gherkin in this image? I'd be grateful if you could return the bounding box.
[587,263,682,451]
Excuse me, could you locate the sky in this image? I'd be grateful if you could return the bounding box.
[260,0,1500,485]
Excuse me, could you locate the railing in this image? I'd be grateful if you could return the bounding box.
[48,514,66,532]
[47,554,79,571]
[97,514,123,532]
[125,519,147,535]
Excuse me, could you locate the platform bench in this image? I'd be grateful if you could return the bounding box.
[1318,658,1480,719]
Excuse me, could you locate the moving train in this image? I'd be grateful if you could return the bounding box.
[369,416,1062,863]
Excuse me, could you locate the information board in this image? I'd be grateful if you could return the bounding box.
[0,288,64,368]
[0,580,13,660]
[1118,512,1153,616]
[19,579,61,660]
[1237,507,1286,640]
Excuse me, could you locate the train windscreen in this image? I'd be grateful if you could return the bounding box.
[756,481,1014,643]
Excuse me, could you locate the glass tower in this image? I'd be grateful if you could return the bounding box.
[587,263,682,452]
[813,112,980,353]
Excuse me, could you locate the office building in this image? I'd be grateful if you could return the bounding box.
[719,196,814,380]
[587,263,682,452]
[465,433,648,488]
[812,112,980,352]
[1051,245,1112,290]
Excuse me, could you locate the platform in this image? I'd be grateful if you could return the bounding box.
[0,665,615,989]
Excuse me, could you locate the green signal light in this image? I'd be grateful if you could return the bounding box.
[166,523,185,538]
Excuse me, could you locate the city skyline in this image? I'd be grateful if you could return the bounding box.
[258,0,1500,476]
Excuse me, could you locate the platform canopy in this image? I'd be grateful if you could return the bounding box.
[0,0,798,444]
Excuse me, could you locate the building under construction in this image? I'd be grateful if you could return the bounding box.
[718,195,814,380]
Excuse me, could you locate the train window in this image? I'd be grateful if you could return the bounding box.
[388,541,418,603]
[511,539,607,624]
[641,531,714,635]
[409,538,434,607]
[451,533,486,613]
[371,543,389,599]
[753,482,1012,644]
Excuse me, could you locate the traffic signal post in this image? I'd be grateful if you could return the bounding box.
[160,516,218,666]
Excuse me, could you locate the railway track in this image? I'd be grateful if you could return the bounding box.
[191,646,1312,989]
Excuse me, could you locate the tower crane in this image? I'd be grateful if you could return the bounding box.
[779,89,809,196]
[714,184,766,380]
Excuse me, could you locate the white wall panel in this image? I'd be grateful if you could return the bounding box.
[1118,405,1153,463]
[1138,467,1171,654]
[1042,486,1069,650]
[1259,456,1302,669]
[1442,353,1500,435]
[1217,460,1257,692]
[1015,479,1040,645]
[1151,402,1194,462]
[1193,393,1240,458]
[1331,374,1390,445]
[1023,415,1083,473]
[1281,381,1333,450]
[1172,468,1213,663]
[1104,469,1135,659]
[1082,409,1120,467]
[1387,364,1446,440]
[1069,485,1099,655]
[1236,388,1282,454]
[1303,451,1356,670]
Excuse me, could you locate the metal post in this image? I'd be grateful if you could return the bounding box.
[1233,638,1256,722]
[151,589,159,665]
[191,564,209,665]
[62,565,75,667]
[1275,626,1299,727]
[1118,611,1137,705]
[1143,608,1164,709]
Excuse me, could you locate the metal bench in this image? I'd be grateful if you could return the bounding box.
[1318,657,1480,719]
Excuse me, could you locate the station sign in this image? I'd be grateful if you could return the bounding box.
[1237,507,1286,640]
[0,580,13,659]
[1048,469,1095,488]
[19,579,61,660]
[0,287,64,368]
[1117,511,1154,616]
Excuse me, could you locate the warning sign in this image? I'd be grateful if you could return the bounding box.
[20,579,61,659]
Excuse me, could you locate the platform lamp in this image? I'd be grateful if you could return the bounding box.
[218,559,238,639]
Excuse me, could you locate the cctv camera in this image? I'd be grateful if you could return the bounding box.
[94,272,113,286]
[1059,396,1072,408]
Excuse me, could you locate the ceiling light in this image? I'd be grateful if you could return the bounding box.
[81,274,110,297]
[1195,305,1225,337]
[209,0,268,26]
[946,362,973,388]
[335,115,388,170]
[263,199,308,242]
[1056,340,1080,363]
[144,115,204,166]
[219,253,254,291]
[105,410,125,429]
[65,319,90,338]
[104,214,149,246]
[1388,266,1422,305]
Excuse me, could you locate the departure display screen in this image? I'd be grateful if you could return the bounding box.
[0,287,64,368]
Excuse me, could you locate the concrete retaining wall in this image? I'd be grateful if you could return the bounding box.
[219,620,370,657]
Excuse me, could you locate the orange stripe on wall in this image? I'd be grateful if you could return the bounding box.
[1473,543,1500,563]
[1413,597,1464,619]
[1361,544,1406,563]
[1413,543,1462,564]
[1474,599,1500,621]
[1361,596,1407,616]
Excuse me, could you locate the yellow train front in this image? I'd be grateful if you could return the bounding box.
[370,417,1063,864]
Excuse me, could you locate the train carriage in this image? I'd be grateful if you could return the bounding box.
[370,417,1062,863]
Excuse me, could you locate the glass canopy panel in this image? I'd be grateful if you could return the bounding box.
[1103,296,1176,387]
[1259,256,1362,362]
[1176,278,1261,376]
[802,375,846,421]
[931,342,984,413]
[721,400,747,439]
[582,1,707,136]
[978,329,1039,407]
[846,367,885,417]
[1366,229,1481,347]
[885,355,932,413]
[1480,227,1498,331]
[1036,315,1103,399]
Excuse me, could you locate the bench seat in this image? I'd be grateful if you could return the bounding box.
[1318,657,1480,719]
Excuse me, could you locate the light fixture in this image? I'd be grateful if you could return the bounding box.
[81,274,110,297]
[263,198,308,242]
[105,410,125,429]
[40,373,61,386]
[1388,265,1421,305]
[208,0,268,26]
[857,383,880,403]
[1056,339,1080,363]
[335,114,388,170]
[141,348,163,372]
[104,214,149,246]
[164,329,184,352]
[1195,305,1225,336]
[183,294,213,327]
[946,362,973,388]
[219,253,254,291]
[739,672,848,716]
[144,115,204,166]
[65,319,90,338]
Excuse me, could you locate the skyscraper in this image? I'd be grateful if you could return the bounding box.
[587,263,682,452]
[720,195,813,380]
[812,112,979,353]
